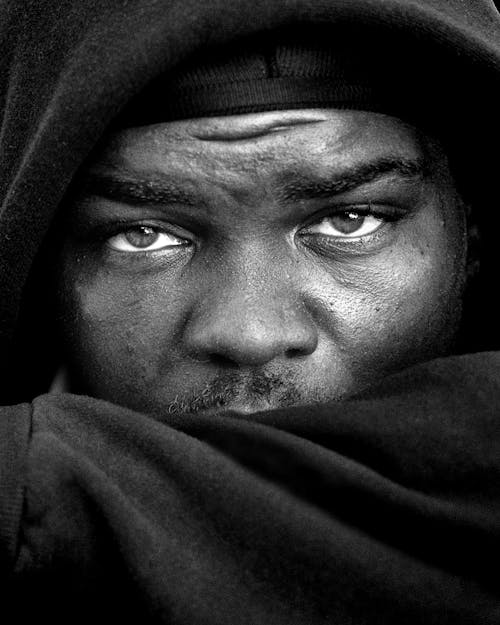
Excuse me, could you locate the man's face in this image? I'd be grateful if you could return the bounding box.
[58,109,467,415]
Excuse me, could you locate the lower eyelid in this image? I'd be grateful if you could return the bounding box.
[107,241,184,253]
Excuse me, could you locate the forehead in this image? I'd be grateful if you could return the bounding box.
[95,109,430,178]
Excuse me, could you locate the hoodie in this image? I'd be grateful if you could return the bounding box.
[1,1,500,623]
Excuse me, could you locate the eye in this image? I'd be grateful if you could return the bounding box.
[305,211,385,238]
[107,226,186,252]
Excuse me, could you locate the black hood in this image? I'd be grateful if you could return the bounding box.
[1,0,500,401]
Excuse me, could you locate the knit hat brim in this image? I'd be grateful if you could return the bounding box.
[116,27,426,127]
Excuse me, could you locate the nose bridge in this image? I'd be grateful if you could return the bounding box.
[184,246,318,365]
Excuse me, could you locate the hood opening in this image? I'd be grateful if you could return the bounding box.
[2,7,500,403]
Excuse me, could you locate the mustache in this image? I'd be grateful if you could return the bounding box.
[166,370,304,415]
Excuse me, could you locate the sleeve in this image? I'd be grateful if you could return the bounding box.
[0,403,31,575]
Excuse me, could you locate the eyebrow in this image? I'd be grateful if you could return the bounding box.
[79,172,202,207]
[79,156,427,208]
[276,157,428,203]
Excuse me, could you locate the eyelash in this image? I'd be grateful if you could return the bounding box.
[90,220,191,247]
[307,203,401,225]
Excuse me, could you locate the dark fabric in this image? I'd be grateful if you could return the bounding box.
[0,403,30,569]
[1,0,500,400]
[1,353,499,624]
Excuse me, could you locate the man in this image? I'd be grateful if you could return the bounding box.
[1,1,500,624]
[56,33,469,415]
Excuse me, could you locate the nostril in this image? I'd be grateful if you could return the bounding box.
[206,353,241,368]
[285,347,308,359]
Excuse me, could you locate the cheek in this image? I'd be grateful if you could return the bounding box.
[58,259,188,394]
[312,222,467,375]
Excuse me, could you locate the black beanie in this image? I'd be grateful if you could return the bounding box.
[117,28,423,126]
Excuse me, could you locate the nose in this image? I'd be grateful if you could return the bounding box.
[184,271,318,367]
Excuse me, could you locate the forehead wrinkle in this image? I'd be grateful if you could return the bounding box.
[192,118,327,142]
[195,166,266,209]
[185,111,331,142]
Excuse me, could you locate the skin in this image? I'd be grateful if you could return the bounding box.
[57,109,468,416]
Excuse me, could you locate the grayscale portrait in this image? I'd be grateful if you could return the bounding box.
[1,1,499,623]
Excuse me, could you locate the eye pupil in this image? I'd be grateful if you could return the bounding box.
[124,226,159,248]
[329,212,365,234]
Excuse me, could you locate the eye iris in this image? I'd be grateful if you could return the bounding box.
[330,212,365,235]
[124,226,160,248]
